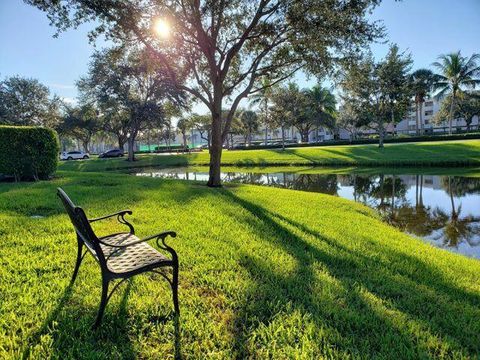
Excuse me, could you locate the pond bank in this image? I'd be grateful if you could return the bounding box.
[133,166,480,259]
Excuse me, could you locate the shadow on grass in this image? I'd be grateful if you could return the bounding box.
[22,278,182,359]
[0,173,210,220]
[222,189,480,357]
[21,281,136,359]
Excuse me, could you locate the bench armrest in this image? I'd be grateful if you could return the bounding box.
[89,210,135,234]
[89,210,132,222]
[98,231,177,249]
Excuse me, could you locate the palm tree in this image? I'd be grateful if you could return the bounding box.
[249,78,274,145]
[432,52,480,134]
[305,85,337,142]
[239,110,259,146]
[409,69,435,135]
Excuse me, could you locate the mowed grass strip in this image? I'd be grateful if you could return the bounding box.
[59,140,480,172]
[1,171,479,358]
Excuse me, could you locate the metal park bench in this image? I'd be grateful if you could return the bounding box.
[57,188,179,328]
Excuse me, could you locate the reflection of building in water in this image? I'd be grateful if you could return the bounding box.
[394,175,442,190]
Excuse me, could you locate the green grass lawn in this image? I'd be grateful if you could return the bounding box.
[60,139,480,172]
[1,171,480,358]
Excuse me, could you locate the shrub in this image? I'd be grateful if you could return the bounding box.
[0,126,59,181]
[153,144,187,152]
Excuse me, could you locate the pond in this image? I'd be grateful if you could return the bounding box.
[133,167,480,260]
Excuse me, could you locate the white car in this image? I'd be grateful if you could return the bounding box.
[60,151,90,160]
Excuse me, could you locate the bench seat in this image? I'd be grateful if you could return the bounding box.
[100,233,171,274]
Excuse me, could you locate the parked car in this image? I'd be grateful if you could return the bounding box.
[60,151,89,161]
[98,149,124,158]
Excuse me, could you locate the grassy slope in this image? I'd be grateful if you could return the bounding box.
[60,140,480,172]
[1,171,479,359]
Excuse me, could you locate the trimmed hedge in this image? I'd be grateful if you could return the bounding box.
[154,144,187,152]
[0,126,59,181]
[231,132,480,151]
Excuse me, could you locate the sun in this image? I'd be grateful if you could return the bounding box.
[154,18,170,38]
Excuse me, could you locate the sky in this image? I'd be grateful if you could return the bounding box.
[1,0,479,113]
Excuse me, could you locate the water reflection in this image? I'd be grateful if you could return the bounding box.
[135,168,480,259]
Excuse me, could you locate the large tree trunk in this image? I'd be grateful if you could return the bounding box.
[281,125,285,150]
[378,124,385,148]
[265,126,268,145]
[127,135,136,162]
[207,110,223,187]
[117,136,125,152]
[301,130,309,143]
[147,130,151,153]
[182,132,187,148]
[82,140,89,153]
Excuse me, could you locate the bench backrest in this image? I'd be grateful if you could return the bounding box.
[57,188,106,263]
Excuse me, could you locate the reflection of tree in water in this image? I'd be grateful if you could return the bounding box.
[341,174,375,204]
[342,174,408,209]
[346,173,480,250]
[224,172,265,185]
[386,175,441,237]
[392,204,444,238]
[370,175,408,212]
[433,176,480,248]
[386,175,480,249]
[431,207,480,248]
[229,173,341,195]
[285,174,339,195]
[444,176,480,197]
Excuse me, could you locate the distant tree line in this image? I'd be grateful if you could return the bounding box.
[1,48,479,159]
[338,48,480,147]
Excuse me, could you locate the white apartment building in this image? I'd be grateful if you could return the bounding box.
[184,125,335,148]
[395,97,479,135]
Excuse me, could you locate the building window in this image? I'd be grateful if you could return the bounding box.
[424,119,429,124]
[425,110,433,116]
[425,101,433,107]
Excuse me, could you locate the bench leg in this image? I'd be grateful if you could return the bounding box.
[93,278,109,329]
[172,262,180,314]
[71,237,83,285]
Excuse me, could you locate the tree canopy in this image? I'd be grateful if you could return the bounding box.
[61,103,101,153]
[78,46,185,161]
[0,76,61,127]
[340,45,412,147]
[27,0,385,186]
